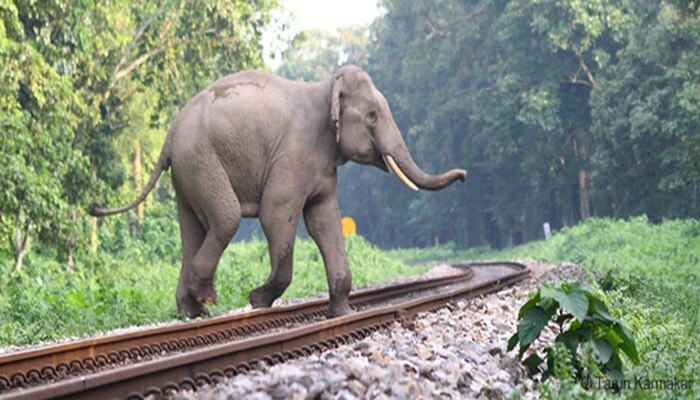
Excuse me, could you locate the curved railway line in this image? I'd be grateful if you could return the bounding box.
[0,262,529,399]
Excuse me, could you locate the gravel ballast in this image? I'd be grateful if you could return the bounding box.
[182,260,589,400]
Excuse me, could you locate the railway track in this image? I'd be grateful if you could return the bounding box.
[0,262,528,399]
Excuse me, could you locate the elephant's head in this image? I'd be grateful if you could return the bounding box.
[330,65,467,191]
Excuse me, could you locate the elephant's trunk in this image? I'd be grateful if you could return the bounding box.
[380,127,467,191]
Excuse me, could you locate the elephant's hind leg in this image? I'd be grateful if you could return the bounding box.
[187,192,241,307]
[175,198,209,317]
[178,163,242,311]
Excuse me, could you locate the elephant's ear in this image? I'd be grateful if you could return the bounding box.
[331,74,345,143]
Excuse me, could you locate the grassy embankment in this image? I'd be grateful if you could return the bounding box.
[1,217,697,399]
[0,235,425,346]
[392,217,699,399]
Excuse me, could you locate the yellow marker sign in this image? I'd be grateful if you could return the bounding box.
[341,217,357,237]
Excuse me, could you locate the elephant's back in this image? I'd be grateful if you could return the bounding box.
[168,71,301,205]
[180,71,299,130]
[197,70,302,107]
[174,72,277,133]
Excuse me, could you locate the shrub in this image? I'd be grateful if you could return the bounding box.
[509,282,640,386]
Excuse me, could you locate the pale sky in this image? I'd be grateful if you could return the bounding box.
[264,0,382,67]
[282,0,381,31]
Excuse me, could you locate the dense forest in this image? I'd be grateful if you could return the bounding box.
[337,0,700,248]
[0,0,277,269]
[1,0,699,269]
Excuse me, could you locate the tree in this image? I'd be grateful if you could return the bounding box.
[591,2,700,219]
[277,29,343,82]
[0,3,91,269]
[363,0,698,249]
[0,0,282,267]
[277,25,369,82]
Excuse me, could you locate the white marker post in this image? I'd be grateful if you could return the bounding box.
[543,222,552,241]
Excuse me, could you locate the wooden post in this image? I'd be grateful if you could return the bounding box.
[14,216,28,271]
[572,135,591,221]
[91,216,98,252]
[134,139,144,224]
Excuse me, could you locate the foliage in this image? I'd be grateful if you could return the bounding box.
[276,24,369,82]
[276,29,343,82]
[397,217,699,398]
[0,0,281,267]
[276,25,368,82]
[0,2,697,397]
[0,3,92,269]
[590,2,700,219]
[324,0,700,249]
[0,234,425,345]
[533,218,699,399]
[4,0,698,267]
[508,282,640,385]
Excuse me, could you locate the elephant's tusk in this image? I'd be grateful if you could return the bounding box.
[384,155,419,191]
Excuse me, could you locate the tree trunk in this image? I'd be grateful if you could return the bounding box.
[578,169,591,220]
[14,217,29,271]
[134,139,144,224]
[572,136,591,220]
[91,216,99,251]
[91,170,99,251]
[67,210,77,272]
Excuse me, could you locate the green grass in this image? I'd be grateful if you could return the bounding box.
[0,235,426,346]
[2,215,697,399]
[394,216,700,399]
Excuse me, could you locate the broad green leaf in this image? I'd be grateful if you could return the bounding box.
[604,328,623,354]
[614,323,640,364]
[588,296,614,322]
[573,325,593,340]
[539,285,558,300]
[518,306,549,348]
[540,284,589,320]
[522,354,543,375]
[607,367,625,382]
[542,369,553,382]
[518,292,541,319]
[606,353,624,381]
[556,286,589,322]
[595,337,613,363]
[518,292,540,319]
[556,330,579,355]
[576,285,596,296]
[540,297,559,316]
[507,332,519,352]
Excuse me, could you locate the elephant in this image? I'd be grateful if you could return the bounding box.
[89,65,467,318]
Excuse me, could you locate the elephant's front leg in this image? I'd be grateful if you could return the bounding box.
[249,197,302,308]
[303,194,353,317]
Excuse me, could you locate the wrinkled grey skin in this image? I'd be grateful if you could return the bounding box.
[90,65,467,318]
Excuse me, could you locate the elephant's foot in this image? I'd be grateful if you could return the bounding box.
[249,285,279,308]
[177,292,211,319]
[328,300,353,318]
[188,277,218,305]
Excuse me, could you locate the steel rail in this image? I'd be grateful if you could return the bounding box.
[0,266,477,387]
[1,262,528,400]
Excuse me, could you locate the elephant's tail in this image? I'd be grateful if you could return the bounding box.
[88,136,171,218]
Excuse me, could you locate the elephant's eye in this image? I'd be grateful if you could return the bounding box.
[368,110,378,124]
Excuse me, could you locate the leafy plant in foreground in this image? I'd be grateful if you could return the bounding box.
[508,282,640,386]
